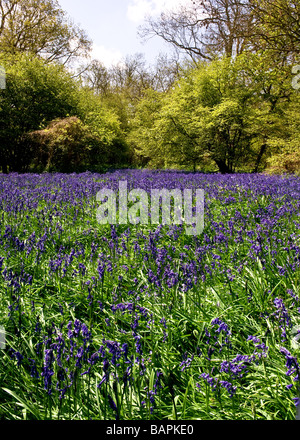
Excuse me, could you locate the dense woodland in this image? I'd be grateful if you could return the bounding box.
[0,0,299,174]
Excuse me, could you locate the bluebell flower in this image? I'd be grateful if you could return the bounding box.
[273,298,292,341]
[122,343,129,361]
[81,367,91,376]
[41,366,54,394]
[280,347,299,378]
[180,354,194,372]
[293,397,300,407]
[199,372,218,392]
[88,352,100,365]
[219,380,237,398]
[28,358,39,379]
[108,394,118,418]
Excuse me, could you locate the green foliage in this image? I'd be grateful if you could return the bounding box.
[0,52,81,171]
[0,1,299,175]
[76,88,131,170]
[129,52,297,173]
[129,57,252,172]
[24,117,95,172]
[25,114,130,173]
[127,88,166,167]
[0,0,92,65]
[265,93,300,175]
[0,53,130,172]
[250,0,300,58]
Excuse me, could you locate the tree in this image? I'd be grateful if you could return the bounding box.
[0,0,92,65]
[127,88,166,167]
[22,117,92,172]
[23,114,130,173]
[0,53,81,172]
[249,0,300,59]
[81,59,112,97]
[0,51,131,173]
[82,52,180,98]
[76,87,130,169]
[130,54,291,173]
[265,93,300,174]
[81,53,175,134]
[139,0,255,62]
[0,0,17,35]
[157,58,257,172]
[233,50,295,172]
[109,54,153,100]
[139,0,300,64]
[151,53,181,92]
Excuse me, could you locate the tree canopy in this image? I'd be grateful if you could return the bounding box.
[0,0,299,174]
[0,0,92,65]
[0,52,129,173]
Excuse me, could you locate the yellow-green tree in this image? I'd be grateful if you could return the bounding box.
[249,0,300,59]
[130,53,294,173]
[265,93,300,174]
[0,0,92,65]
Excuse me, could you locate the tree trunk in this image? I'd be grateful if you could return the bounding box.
[1,158,8,174]
[214,159,232,174]
[253,144,266,173]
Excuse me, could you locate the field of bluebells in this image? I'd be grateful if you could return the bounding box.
[0,170,300,420]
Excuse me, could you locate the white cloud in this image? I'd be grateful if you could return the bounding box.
[90,44,123,67]
[127,0,191,23]
[127,0,153,23]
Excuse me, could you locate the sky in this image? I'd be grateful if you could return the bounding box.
[58,0,191,67]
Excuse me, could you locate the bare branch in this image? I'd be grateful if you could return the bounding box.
[139,0,255,61]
